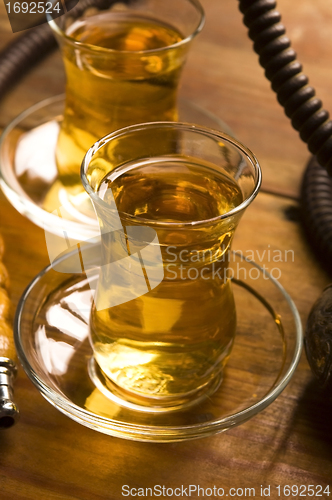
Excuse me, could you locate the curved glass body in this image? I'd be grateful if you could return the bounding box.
[48,0,205,190]
[81,122,262,410]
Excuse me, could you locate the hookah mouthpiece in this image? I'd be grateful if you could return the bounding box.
[0,358,19,428]
[0,234,19,428]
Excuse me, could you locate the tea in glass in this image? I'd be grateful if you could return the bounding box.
[47,0,204,207]
[81,123,261,410]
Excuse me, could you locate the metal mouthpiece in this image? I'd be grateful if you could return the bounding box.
[0,358,19,428]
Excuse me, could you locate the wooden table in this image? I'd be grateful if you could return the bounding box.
[1,0,332,498]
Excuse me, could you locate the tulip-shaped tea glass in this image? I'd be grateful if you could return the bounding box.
[47,0,204,207]
[81,122,261,411]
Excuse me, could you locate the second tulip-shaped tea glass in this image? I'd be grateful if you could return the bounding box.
[81,122,261,412]
[48,0,204,197]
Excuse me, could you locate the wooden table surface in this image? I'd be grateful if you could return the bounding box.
[1,0,332,498]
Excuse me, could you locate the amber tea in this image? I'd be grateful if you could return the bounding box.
[90,157,243,405]
[46,0,204,218]
[54,12,190,190]
[81,122,261,411]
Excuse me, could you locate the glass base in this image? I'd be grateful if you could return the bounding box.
[14,249,302,442]
[88,357,223,413]
[0,94,234,240]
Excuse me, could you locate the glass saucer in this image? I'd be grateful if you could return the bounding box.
[14,250,303,442]
[0,95,234,240]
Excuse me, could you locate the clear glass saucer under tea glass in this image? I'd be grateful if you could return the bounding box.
[14,248,302,442]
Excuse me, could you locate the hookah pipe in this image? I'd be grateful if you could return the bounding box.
[0,233,19,428]
[0,0,331,422]
[237,0,332,388]
[237,0,332,269]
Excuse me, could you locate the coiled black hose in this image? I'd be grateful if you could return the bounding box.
[0,23,57,97]
[238,0,332,275]
[238,0,332,381]
[301,156,332,275]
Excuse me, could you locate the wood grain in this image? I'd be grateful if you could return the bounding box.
[0,0,332,498]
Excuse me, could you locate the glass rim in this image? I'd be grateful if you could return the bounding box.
[81,121,262,228]
[47,0,205,55]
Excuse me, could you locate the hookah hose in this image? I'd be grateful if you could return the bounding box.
[237,0,332,275]
[0,0,330,389]
[238,0,332,386]
[0,23,56,96]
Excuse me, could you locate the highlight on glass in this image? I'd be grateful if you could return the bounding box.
[80,121,262,412]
